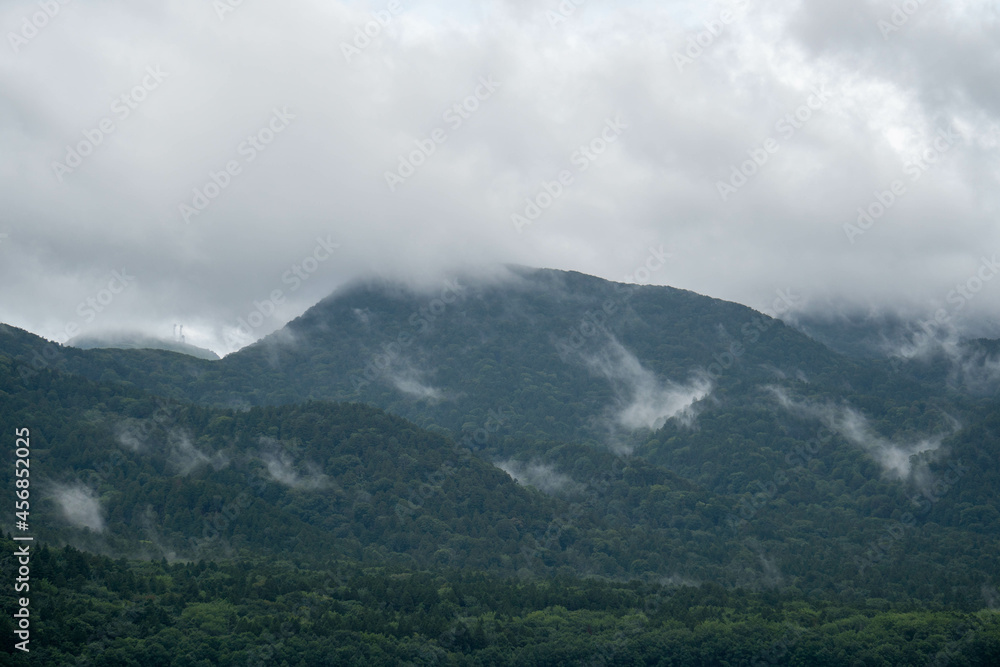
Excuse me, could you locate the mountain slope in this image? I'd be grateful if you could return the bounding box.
[0,354,736,581]
[3,268,1000,605]
[9,267,941,449]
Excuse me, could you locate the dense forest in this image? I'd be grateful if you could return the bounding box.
[2,535,999,666]
[2,269,999,663]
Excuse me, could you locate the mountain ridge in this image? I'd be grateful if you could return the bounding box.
[1,266,999,610]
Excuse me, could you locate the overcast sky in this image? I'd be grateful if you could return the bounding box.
[1,0,998,355]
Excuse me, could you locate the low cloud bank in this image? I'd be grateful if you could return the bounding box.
[770,387,955,478]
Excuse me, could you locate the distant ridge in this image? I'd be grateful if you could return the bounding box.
[69,331,220,360]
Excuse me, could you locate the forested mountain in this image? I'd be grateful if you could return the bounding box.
[3,268,953,445]
[69,331,221,361]
[2,267,1000,663]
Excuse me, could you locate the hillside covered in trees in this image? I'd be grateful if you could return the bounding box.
[2,269,1000,664]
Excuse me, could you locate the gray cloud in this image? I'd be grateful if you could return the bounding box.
[580,336,712,436]
[952,347,1000,392]
[496,459,578,495]
[769,386,956,478]
[257,437,329,490]
[49,483,105,533]
[391,374,444,401]
[1,1,998,354]
[385,359,444,401]
[168,430,227,475]
[115,419,149,452]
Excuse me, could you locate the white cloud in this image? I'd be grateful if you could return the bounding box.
[50,483,105,532]
[258,437,328,490]
[580,336,712,433]
[115,420,148,452]
[168,430,227,475]
[770,386,956,478]
[497,460,577,494]
[0,1,997,352]
[391,373,443,401]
